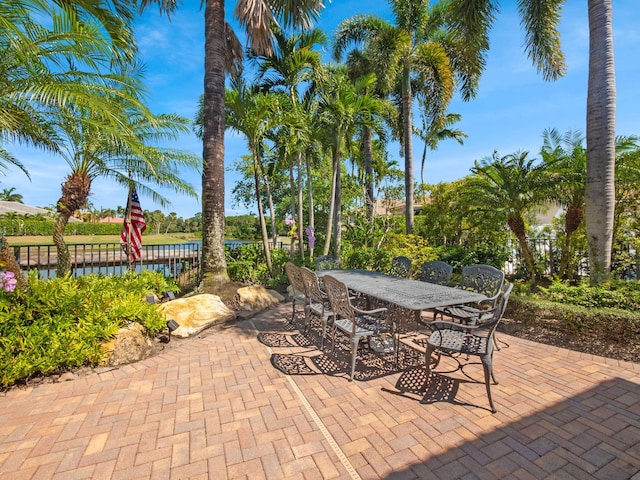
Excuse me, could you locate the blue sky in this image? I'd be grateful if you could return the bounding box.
[6,0,640,220]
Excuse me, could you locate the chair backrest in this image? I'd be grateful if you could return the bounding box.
[419,260,453,285]
[322,274,354,322]
[459,264,505,302]
[390,256,412,278]
[478,282,513,332]
[314,255,341,271]
[300,267,325,304]
[284,262,305,296]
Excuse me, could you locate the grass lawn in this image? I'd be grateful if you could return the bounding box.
[6,233,200,246]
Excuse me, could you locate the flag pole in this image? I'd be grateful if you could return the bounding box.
[126,183,133,270]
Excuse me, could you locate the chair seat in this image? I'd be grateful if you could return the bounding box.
[307,301,332,320]
[429,329,491,356]
[334,314,388,338]
[437,304,494,324]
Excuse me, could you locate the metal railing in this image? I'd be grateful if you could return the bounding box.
[13,242,201,288]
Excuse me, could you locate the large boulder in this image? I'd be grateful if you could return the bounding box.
[103,322,153,366]
[158,294,236,338]
[237,285,283,312]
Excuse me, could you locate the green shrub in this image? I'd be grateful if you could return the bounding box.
[341,247,395,272]
[507,295,640,341]
[0,270,176,387]
[539,279,640,310]
[226,243,289,286]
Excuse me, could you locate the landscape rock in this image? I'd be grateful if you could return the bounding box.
[158,294,236,338]
[237,286,283,312]
[103,322,153,366]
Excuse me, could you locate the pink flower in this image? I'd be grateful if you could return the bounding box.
[0,271,16,292]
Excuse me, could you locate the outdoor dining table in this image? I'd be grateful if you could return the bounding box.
[317,269,488,327]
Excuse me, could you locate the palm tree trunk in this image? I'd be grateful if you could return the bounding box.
[585,0,616,284]
[201,0,230,286]
[559,205,584,279]
[296,152,305,260]
[363,126,375,220]
[253,154,272,272]
[305,152,315,258]
[508,215,539,280]
[257,161,278,248]
[53,213,72,277]
[333,153,342,258]
[323,145,339,256]
[402,67,414,234]
[288,156,298,257]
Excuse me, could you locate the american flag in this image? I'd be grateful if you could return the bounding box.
[121,186,146,262]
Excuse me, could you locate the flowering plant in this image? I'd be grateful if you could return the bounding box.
[0,271,17,292]
[305,226,316,249]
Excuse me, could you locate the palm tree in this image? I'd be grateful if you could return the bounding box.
[333,0,483,234]
[52,105,199,276]
[466,151,555,281]
[314,65,391,256]
[541,128,586,279]
[251,27,327,260]
[585,0,616,283]
[141,0,323,286]
[447,0,618,283]
[1,0,139,177]
[415,110,467,197]
[0,188,24,203]
[225,78,284,273]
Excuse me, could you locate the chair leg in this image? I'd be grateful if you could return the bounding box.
[481,355,497,413]
[349,337,361,381]
[493,332,501,351]
[320,319,327,349]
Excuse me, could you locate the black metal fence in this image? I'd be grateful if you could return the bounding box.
[12,240,287,288]
[13,242,202,288]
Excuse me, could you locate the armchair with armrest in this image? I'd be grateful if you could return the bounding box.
[323,274,392,381]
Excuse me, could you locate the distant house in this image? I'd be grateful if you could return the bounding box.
[0,201,82,222]
[98,216,123,224]
[372,198,424,216]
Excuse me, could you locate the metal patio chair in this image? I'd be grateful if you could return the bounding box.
[314,255,341,271]
[401,282,513,413]
[323,274,391,381]
[284,262,307,325]
[433,264,504,324]
[299,267,334,348]
[390,256,412,278]
[418,260,453,286]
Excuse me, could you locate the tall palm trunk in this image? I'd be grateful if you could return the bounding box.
[333,153,343,257]
[253,153,272,272]
[54,173,91,277]
[201,0,230,286]
[559,205,584,279]
[585,0,616,284]
[363,126,375,220]
[508,214,539,280]
[53,214,72,276]
[287,155,298,256]
[257,160,278,247]
[402,67,414,234]
[296,152,305,260]
[305,152,315,258]
[323,144,339,255]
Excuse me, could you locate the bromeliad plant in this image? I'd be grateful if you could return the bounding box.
[0,270,178,388]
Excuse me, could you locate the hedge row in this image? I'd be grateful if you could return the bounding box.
[0,219,122,236]
[506,295,640,343]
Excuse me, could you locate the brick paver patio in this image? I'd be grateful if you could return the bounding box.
[1,303,639,479]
